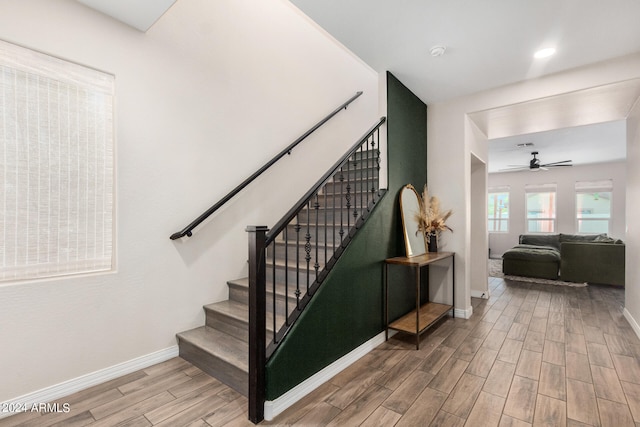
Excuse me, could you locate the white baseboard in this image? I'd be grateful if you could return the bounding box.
[0,346,179,419]
[264,331,388,421]
[471,290,489,299]
[624,308,640,340]
[454,306,473,319]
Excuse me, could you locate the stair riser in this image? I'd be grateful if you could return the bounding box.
[298,207,369,224]
[283,224,351,245]
[278,220,353,242]
[350,150,380,162]
[331,167,379,181]
[266,264,324,285]
[204,309,280,344]
[313,194,372,209]
[205,311,250,343]
[228,282,300,313]
[323,179,379,194]
[178,339,248,396]
[270,244,330,265]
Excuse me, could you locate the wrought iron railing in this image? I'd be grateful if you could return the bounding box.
[170,91,363,240]
[247,117,386,422]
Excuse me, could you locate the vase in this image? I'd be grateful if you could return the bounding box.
[428,232,438,253]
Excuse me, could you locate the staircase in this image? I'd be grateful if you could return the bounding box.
[176,150,382,397]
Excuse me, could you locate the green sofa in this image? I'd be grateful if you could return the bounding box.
[502,233,625,286]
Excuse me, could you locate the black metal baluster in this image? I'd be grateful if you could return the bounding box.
[314,196,320,281]
[332,173,336,252]
[305,202,311,293]
[346,161,351,231]
[295,219,301,310]
[376,128,381,193]
[271,242,276,343]
[323,190,327,274]
[352,154,359,224]
[360,148,369,221]
[366,141,370,208]
[284,227,289,326]
[370,134,376,198]
[339,169,345,244]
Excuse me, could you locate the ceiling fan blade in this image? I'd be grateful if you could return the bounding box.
[540,160,572,166]
[499,166,529,171]
[544,164,573,167]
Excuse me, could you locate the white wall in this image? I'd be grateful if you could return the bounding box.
[0,0,379,401]
[470,154,488,297]
[488,161,627,256]
[625,95,640,333]
[428,52,640,317]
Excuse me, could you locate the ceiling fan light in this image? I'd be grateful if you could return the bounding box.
[534,47,556,59]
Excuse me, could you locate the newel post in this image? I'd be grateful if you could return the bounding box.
[247,225,268,424]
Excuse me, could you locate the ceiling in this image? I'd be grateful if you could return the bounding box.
[289,0,640,173]
[470,79,640,173]
[76,0,640,172]
[76,0,176,32]
[487,120,626,173]
[290,0,640,104]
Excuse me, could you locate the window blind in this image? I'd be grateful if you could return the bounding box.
[524,183,557,193]
[0,40,114,282]
[575,179,613,193]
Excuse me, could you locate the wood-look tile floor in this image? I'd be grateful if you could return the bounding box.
[3,277,640,426]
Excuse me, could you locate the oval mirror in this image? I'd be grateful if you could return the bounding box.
[400,184,426,257]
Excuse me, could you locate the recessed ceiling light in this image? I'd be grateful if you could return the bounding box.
[534,47,556,59]
[430,45,446,57]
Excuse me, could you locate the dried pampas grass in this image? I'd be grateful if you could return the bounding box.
[414,185,453,241]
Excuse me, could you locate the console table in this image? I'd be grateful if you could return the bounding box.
[385,251,455,349]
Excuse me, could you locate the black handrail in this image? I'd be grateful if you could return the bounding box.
[265,116,386,245]
[170,91,363,240]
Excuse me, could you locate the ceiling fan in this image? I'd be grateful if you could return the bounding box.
[502,151,572,172]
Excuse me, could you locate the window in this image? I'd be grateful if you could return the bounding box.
[1,40,114,283]
[488,187,509,232]
[576,180,612,234]
[526,183,556,233]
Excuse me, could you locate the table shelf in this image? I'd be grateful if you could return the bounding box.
[388,301,453,334]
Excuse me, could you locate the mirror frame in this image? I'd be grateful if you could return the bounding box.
[399,184,427,257]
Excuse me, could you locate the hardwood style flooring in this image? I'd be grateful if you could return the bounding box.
[2,277,639,426]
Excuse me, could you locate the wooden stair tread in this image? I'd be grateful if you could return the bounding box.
[228,277,301,297]
[204,299,285,333]
[204,300,248,322]
[177,326,248,372]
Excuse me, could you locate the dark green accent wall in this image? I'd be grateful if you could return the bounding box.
[265,72,427,400]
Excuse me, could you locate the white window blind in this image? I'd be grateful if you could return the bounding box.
[525,183,557,233]
[575,180,613,234]
[0,40,114,282]
[575,179,613,193]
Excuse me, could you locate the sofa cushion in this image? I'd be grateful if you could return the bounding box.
[519,234,560,251]
[559,233,606,243]
[503,245,560,262]
[591,235,624,244]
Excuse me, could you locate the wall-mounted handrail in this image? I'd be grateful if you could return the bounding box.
[170,91,363,240]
